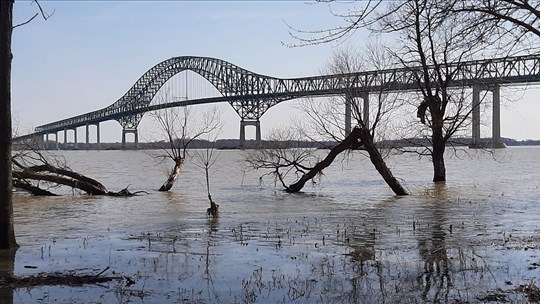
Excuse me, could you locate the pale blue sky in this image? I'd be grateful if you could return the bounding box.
[11,1,540,142]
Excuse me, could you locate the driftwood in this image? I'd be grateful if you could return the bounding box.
[0,267,121,288]
[12,162,147,197]
[10,144,148,197]
[108,186,148,197]
[13,168,108,195]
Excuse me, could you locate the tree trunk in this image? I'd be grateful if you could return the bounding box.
[12,180,58,196]
[0,0,17,249]
[286,127,364,193]
[24,164,108,193]
[0,248,15,303]
[207,196,219,218]
[205,166,219,218]
[431,125,446,182]
[158,159,183,191]
[287,127,408,195]
[357,127,408,195]
[13,170,108,195]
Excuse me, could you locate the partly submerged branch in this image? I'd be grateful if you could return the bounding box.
[286,127,364,193]
[13,169,108,195]
[248,127,408,196]
[108,186,148,197]
[12,179,57,196]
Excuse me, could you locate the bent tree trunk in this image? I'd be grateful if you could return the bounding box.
[159,158,183,192]
[356,127,408,195]
[287,128,364,193]
[12,158,143,196]
[12,180,57,196]
[11,159,110,195]
[287,127,408,196]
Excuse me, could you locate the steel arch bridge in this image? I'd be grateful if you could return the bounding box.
[25,54,540,148]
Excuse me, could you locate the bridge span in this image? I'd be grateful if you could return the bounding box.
[18,54,540,149]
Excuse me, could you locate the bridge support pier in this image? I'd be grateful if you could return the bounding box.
[122,128,139,150]
[63,128,78,149]
[55,132,59,150]
[85,123,101,150]
[239,119,261,149]
[345,92,369,135]
[96,123,101,150]
[44,133,57,150]
[471,84,504,148]
[86,124,90,149]
[32,134,44,150]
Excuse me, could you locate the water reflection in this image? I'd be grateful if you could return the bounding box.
[0,249,16,304]
[3,149,540,303]
[416,183,451,302]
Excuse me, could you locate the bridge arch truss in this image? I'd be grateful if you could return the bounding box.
[29,54,540,148]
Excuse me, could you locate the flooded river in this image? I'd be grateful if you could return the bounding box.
[2,147,540,303]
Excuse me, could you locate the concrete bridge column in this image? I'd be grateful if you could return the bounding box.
[84,123,100,150]
[345,92,370,135]
[55,132,59,150]
[31,134,44,150]
[73,127,77,149]
[361,92,369,128]
[239,119,261,149]
[492,84,502,147]
[64,128,68,148]
[122,128,139,150]
[45,133,50,150]
[471,86,481,147]
[96,122,101,150]
[471,84,504,148]
[86,124,90,149]
[345,93,353,136]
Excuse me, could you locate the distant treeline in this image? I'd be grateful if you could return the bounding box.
[502,138,540,146]
[30,137,540,151]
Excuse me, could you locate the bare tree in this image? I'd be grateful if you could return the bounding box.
[290,0,499,183]
[446,0,540,54]
[246,47,408,195]
[11,144,108,195]
[0,0,16,250]
[151,103,221,192]
[244,127,320,191]
[193,128,222,218]
[10,140,145,196]
[1,0,53,249]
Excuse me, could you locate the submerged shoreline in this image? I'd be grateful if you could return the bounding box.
[2,148,540,303]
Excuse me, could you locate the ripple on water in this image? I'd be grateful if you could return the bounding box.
[5,148,540,303]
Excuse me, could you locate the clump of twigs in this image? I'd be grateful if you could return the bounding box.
[0,267,121,288]
[516,280,540,302]
[108,185,148,197]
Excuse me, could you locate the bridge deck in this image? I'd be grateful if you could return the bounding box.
[19,54,540,137]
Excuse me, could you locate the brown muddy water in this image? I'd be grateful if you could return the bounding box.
[1,147,540,303]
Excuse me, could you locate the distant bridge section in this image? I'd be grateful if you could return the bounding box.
[23,54,540,149]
